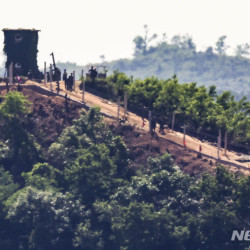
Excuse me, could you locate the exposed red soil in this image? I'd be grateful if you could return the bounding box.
[110,124,218,178]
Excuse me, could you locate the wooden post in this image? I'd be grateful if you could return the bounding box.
[149,110,152,132]
[124,91,128,118]
[224,130,228,155]
[171,111,176,132]
[117,96,121,122]
[81,69,84,102]
[73,71,75,90]
[49,64,53,91]
[183,125,186,147]
[9,62,13,84]
[82,81,85,103]
[217,129,221,159]
[44,62,47,86]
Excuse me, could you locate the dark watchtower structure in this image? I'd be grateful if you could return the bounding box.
[2,28,40,77]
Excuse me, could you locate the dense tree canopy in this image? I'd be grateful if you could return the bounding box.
[0,92,249,249]
[88,71,249,151]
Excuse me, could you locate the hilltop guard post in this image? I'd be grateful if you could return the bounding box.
[2,28,40,78]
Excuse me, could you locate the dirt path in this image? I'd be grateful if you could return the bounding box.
[4,81,250,175]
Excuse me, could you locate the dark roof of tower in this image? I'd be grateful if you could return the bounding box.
[2,28,40,32]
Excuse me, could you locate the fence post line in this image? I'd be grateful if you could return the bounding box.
[49,64,53,91]
[44,62,47,86]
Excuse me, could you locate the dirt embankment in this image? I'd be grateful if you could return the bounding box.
[110,124,218,178]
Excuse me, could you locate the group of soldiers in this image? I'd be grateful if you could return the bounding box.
[62,66,98,90]
[39,65,99,91]
[62,70,74,91]
[141,107,167,136]
[45,68,74,91]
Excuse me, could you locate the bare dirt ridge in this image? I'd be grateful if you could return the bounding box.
[1,81,249,177]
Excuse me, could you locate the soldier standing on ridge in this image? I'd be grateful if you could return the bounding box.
[63,69,67,89]
[88,66,98,82]
[68,73,73,91]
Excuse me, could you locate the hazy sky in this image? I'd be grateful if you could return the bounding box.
[1,0,250,68]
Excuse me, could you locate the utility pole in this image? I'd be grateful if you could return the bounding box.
[44,62,47,86]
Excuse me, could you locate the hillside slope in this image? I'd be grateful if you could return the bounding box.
[1,82,248,176]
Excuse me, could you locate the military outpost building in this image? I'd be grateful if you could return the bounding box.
[2,28,40,77]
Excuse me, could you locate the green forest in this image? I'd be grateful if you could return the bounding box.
[0,90,249,249]
[57,31,250,101]
[84,71,250,153]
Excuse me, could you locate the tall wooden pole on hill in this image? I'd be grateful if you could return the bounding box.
[183,125,187,148]
[49,64,53,91]
[44,62,47,86]
[81,69,85,102]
